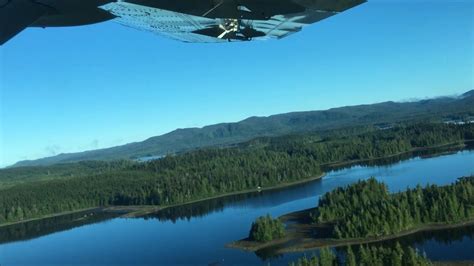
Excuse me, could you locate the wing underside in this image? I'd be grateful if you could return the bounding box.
[100,1,364,43]
[1,0,365,45]
[101,3,228,43]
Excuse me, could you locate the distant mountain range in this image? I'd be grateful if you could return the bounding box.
[12,90,474,167]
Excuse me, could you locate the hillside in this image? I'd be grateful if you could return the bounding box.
[12,90,474,167]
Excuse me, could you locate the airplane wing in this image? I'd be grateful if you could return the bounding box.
[99,0,366,43]
[0,0,49,45]
[1,0,366,45]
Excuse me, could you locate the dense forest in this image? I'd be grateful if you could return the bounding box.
[289,244,431,266]
[311,176,474,239]
[244,122,474,164]
[249,214,285,242]
[0,123,473,224]
[0,160,133,188]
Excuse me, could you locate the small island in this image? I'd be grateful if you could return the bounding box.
[228,176,474,254]
[249,214,285,242]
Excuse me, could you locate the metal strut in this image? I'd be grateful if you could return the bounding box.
[202,0,224,17]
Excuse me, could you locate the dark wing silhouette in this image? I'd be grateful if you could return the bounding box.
[2,0,365,44]
[0,0,49,45]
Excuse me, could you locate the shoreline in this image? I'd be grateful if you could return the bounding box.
[0,173,326,228]
[0,207,100,229]
[108,173,326,218]
[227,207,474,253]
[1,141,471,228]
[320,141,468,169]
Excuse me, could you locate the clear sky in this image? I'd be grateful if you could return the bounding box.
[0,0,473,167]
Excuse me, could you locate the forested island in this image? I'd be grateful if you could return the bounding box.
[0,123,473,225]
[230,176,474,254]
[249,215,286,242]
[312,177,474,239]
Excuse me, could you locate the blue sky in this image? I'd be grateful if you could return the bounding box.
[0,0,473,167]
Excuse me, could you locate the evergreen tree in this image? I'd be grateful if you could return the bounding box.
[345,246,357,266]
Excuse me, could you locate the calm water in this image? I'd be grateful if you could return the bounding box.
[0,149,473,265]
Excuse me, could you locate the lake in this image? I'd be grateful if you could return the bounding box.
[1,148,473,265]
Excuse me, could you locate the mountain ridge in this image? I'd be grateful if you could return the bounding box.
[12,90,474,167]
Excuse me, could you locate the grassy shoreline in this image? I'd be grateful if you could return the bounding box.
[227,207,474,253]
[0,207,100,228]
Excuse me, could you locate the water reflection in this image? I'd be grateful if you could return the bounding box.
[255,246,285,261]
[0,209,120,245]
